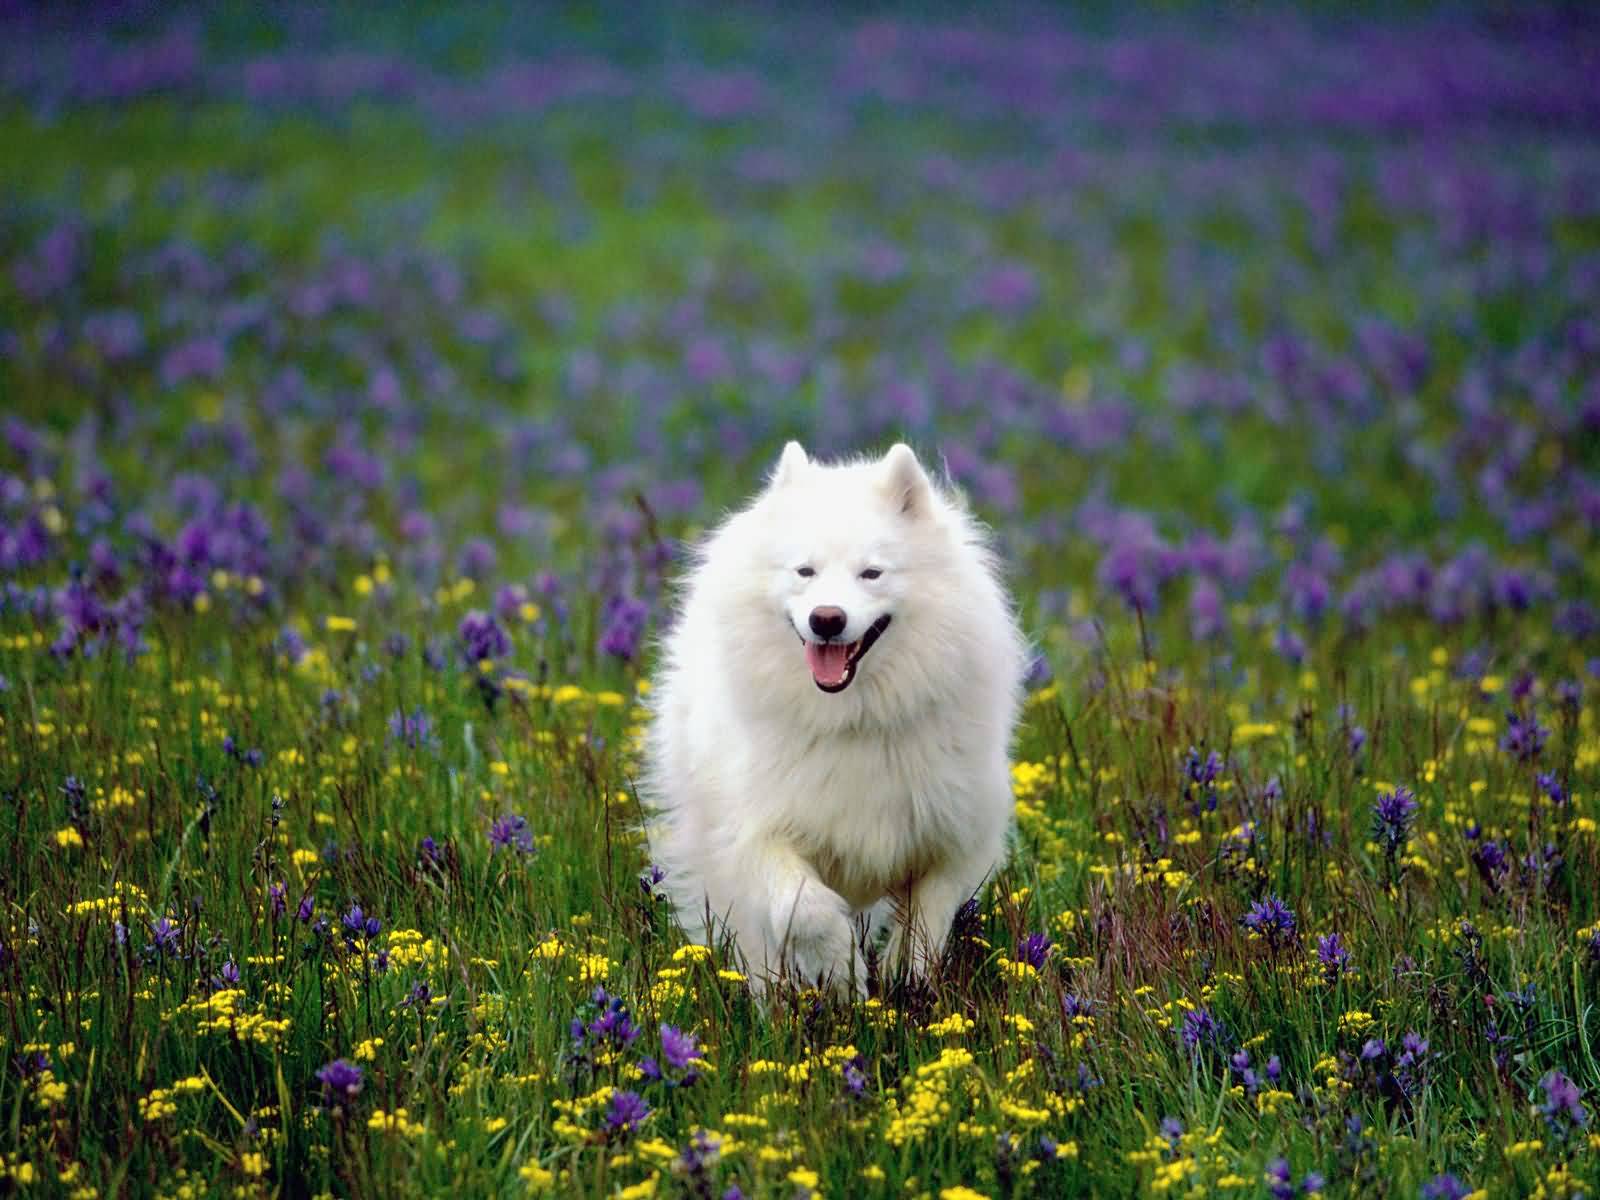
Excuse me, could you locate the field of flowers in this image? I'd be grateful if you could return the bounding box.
[2,4,1599,1197]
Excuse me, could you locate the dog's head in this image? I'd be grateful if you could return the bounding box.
[762,441,935,695]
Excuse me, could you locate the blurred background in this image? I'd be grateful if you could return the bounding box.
[2,2,1597,668]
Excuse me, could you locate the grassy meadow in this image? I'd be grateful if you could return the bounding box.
[2,5,1599,1197]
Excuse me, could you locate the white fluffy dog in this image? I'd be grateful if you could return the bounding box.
[642,442,1027,994]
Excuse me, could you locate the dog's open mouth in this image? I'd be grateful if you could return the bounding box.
[802,615,891,693]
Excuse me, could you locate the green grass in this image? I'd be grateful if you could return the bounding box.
[2,20,1598,1197]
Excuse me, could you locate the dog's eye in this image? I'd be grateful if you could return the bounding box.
[796,566,815,578]
[859,568,883,580]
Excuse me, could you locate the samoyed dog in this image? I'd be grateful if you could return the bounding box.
[643,442,1027,995]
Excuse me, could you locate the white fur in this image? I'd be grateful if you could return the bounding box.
[641,442,1028,994]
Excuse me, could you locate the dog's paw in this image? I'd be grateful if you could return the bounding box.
[776,885,866,996]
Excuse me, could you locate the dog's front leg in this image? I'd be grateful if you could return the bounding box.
[758,843,866,996]
[884,862,982,983]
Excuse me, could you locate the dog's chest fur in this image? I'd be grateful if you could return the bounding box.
[763,717,976,910]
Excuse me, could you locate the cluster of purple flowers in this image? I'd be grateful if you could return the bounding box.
[221,734,263,767]
[1229,1048,1283,1097]
[387,708,435,751]
[1182,747,1223,816]
[565,986,647,1088]
[340,904,382,945]
[639,1024,703,1088]
[1317,933,1352,984]
[1014,932,1052,971]
[639,864,668,903]
[569,986,640,1058]
[316,1058,363,1101]
[1539,1069,1589,1138]
[562,989,719,1140]
[1371,785,1419,879]
[458,609,511,665]
[1180,1007,1229,1059]
[1240,895,1297,950]
[1265,1157,1324,1198]
[599,595,650,662]
[488,814,536,855]
[1499,710,1549,763]
[604,1090,651,1135]
[1422,1176,1473,1200]
[994,1131,1070,1190]
[146,916,181,957]
[1357,1031,1430,1102]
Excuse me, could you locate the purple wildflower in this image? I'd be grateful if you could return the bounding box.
[15,1051,49,1079]
[400,981,433,1010]
[1274,626,1307,665]
[276,626,308,664]
[316,1058,363,1100]
[1241,895,1298,949]
[1265,1157,1321,1199]
[488,813,535,854]
[604,1089,650,1134]
[1317,932,1352,983]
[1372,785,1418,865]
[568,987,640,1072]
[675,1129,724,1178]
[599,594,650,662]
[457,538,498,580]
[1472,839,1508,884]
[660,1024,700,1071]
[1185,747,1223,788]
[341,904,380,941]
[1188,576,1224,641]
[1180,1007,1227,1054]
[1499,711,1549,762]
[1183,746,1223,814]
[639,863,667,901]
[1159,1116,1183,1147]
[458,609,511,664]
[642,1023,703,1085]
[842,1054,869,1099]
[1098,539,1160,613]
[1395,1032,1429,1095]
[387,707,434,750]
[1421,1176,1472,1200]
[1015,932,1052,971]
[148,917,181,955]
[1539,1069,1588,1134]
[210,959,240,991]
[1231,1049,1262,1095]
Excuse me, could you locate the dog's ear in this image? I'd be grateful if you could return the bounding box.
[881,443,932,517]
[770,441,809,489]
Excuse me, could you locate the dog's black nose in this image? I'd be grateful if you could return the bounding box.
[809,606,847,640]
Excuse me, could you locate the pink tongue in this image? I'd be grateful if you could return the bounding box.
[805,641,850,686]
